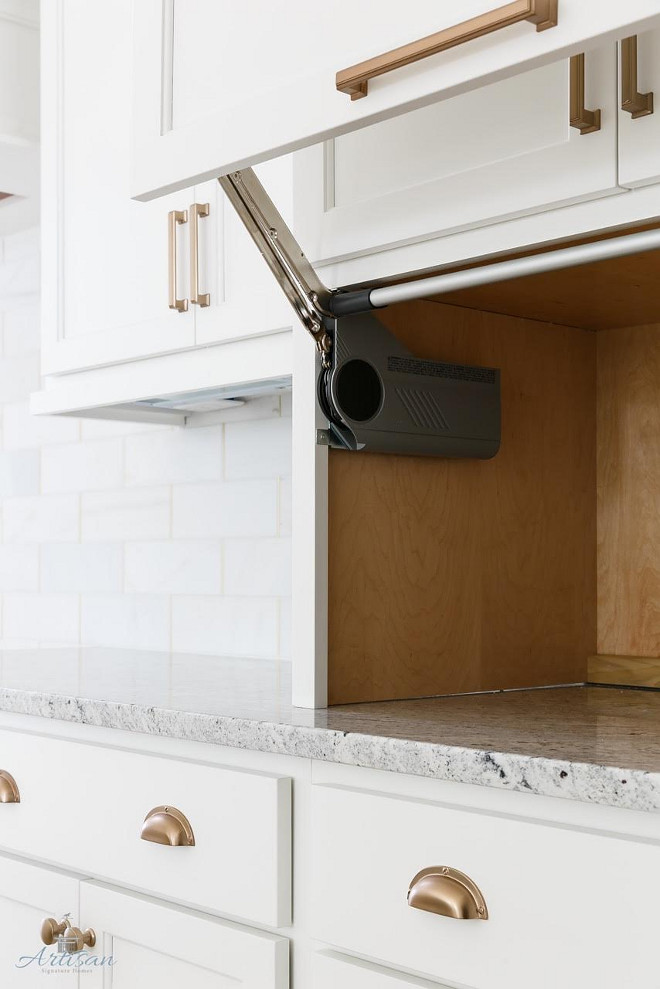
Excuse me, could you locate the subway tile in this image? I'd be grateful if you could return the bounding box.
[0,545,39,591]
[279,476,292,537]
[81,594,170,651]
[125,425,223,486]
[224,538,291,596]
[81,487,170,542]
[125,541,221,594]
[279,597,291,660]
[0,352,40,404]
[3,494,79,542]
[172,596,279,658]
[224,416,292,480]
[172,479,278,538]
[3,402,80,449]
[42,439,123,493]
[41,543,123,593]
[3,593,79,644]
[0,449,40,497]
[2,228,39,263]
[2,301,40,356]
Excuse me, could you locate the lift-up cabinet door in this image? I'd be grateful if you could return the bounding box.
[131,0,660,201]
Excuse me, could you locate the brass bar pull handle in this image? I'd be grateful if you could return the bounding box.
[408,867,488,920]
[336,0,558,100]
[141,805,195,846]
[0,770,19,803]
[189,202,210,307]
[168,209,188,312]
[621,36,654,118]
[570,54,601,135]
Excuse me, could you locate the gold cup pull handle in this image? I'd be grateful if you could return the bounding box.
[621,36,654,118]
[168,209,189,313]
[570,53,602,135]
[190,202,210,307]
[407,867,488,920]
[336,0,558,100]
[0,770,20,803]
[141,805,195,846]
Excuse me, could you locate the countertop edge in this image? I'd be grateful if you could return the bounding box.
[0,686,657,814]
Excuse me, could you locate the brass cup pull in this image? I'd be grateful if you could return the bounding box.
[141,805,195,846]
[336,0,558,100]
[168,209,189,312]
[41,916,96,953]
[408,866,488,920]
[189,202,210,307]
[569,53,602,135]
[621,36,654,118]
[0,770,20,803]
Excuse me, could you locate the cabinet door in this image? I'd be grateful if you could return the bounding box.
[618,29,660,188]
[131,0,660,200]
[294,47,618,280]
[193,158,294,348]
[41,0,196,377]
[80,882,289,989]
[0,854,80,987]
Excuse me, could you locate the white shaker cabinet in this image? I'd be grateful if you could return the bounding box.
[618,29,660,188]
[294,45,617,279]
[130,0,660,201]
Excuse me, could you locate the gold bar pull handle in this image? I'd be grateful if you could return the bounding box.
[408,867,488,920]
[168,209,188,312]
[621,36,654,118]
[570,54,602,135]
[336,0,558,100]
[189,202,210,307]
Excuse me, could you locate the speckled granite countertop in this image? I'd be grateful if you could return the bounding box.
[0,648,657,813]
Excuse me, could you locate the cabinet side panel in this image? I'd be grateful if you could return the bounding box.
[328,300,596,703]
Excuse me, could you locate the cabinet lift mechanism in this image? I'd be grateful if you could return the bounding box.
[220,168,660,458]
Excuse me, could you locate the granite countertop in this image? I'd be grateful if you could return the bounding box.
[0,648,657,813]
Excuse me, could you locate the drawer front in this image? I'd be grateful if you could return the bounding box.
[311,784,660,989]
[314,950,448,989]
[0,730,291,927]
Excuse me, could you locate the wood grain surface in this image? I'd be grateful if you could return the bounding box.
[328,299,596,703]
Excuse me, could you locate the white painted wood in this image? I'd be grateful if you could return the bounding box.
[193,160,294,347]
[0,854,81,987]
[80,882,289,989]
[0,730,292,927]
[310,783,660,989]
[314,950,451,989]
[295,46,619,267]
[618,28,660,188]
[131,0,660,200]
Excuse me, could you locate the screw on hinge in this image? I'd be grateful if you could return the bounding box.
[316,429,331,446]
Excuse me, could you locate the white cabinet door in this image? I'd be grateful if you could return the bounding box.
[131,0,660,200]
[80,882,289,989]
[618,29,660,187]
[0,854,80,987]
[41,0,197,377]
[294,46,618,280]
[193,158,294,348]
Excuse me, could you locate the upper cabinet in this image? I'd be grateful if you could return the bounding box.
[618,29,660,188]
[130,0,660,200]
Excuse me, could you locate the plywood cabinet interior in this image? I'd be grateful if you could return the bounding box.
[326,236,660,703]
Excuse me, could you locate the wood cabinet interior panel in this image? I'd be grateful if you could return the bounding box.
[328,300,597,704]
[597,323,660,658]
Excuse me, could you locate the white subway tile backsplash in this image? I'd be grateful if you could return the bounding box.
[0,545,39,591]
[224,416,292,480]
[0,227,291,657]
[81,595,170,651]
[224,538,291,596]
[0,449,40,497]
[3,494,79,542]
[42,439,123,493]
[81,487,170,542]
[172,596,279,658]
[4,593,79,644]
[41,543,123,593]
[172,480,278,538]
[125,425,223,486]
[125,541,221,594]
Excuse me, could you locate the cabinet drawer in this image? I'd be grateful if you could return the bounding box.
[0,731,291,927]
[314,950,449,989]
[311,784,660,989]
